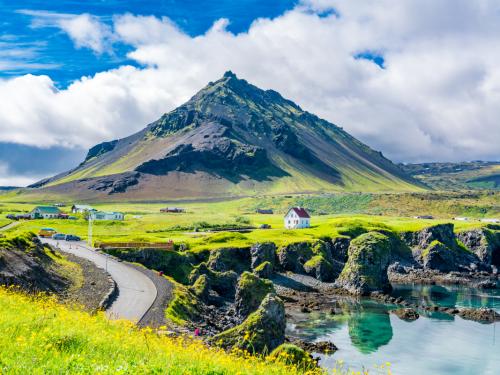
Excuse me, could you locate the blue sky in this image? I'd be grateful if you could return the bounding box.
[0,0,297,87]
[0,0,297,185]
[0,0,499,186]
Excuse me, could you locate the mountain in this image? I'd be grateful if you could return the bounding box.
[401,161,500,191]
[30,72,422,200]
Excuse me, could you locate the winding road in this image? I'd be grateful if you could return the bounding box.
[43,239,157,322]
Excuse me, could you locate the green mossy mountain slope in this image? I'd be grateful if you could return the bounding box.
[33,72,422,200]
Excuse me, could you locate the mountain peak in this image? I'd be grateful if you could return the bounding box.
[223,70,237,79]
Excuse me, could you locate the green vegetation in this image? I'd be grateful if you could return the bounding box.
[0,287,321,374]
[270,344,312,368]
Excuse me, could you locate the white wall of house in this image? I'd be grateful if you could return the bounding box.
[30,209,58,219]
[284,211,310,229]
[91,212,124,221]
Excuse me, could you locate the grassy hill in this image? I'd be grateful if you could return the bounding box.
[28,72,422,201]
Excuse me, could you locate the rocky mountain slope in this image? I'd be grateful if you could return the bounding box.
[31,71,422,200]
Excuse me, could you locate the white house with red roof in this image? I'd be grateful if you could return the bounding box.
[284,207,311,229]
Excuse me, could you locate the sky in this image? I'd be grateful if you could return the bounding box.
[0,0,499,186]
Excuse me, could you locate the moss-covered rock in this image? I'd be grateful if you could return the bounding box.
[235,272,275,319]
[277,242,313,273]
[165,283,203,325]
[336,232,392,295]
[330,236,350,263]
[189,274,210,301]
[303,255,336,282]
[210,293,285,353]
[250,242,276,269]
[207,247,251,274]
[189,263,238,298]
[269,344,312,368]
[420,241,459,272]
[253,261,273,279]
[457,228,500,266]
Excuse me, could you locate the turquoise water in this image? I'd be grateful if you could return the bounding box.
[287,284,500,374]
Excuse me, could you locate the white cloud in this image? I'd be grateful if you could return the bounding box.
[3,1,500,162]
[18,10,113,54]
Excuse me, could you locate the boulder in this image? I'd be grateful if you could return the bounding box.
[311,240,334,263]
[303,255,336,282]
[235,272,275,319]
[391,308,419,321]
[250,242,276,269]
[416,224,456,249]
[211,293,286,353]
[277,242,313,273]
[207,247,251,274]
[253,261,273,279]
[336,232,392,295]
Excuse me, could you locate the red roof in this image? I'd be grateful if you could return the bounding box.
[288,207,310,218]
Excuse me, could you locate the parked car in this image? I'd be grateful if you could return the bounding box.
[65,234,81,242]
[5,214,17,221]
[39,228,57,238]
[52,233,66,240]
[259,224,272,229]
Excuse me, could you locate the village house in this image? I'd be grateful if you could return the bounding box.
[90,211,124,221]
[30,206,61,219]
[284,207,311,229]
[71,204,95,214]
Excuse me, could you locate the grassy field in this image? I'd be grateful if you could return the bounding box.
[0,287,327,374]
[0,196,492,252]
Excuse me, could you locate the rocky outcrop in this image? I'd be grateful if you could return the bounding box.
[402,224,456,249]
[457,229,500,267]
[277,242,313,273]
[303,256,336,282]
[250,242,276,270]
[401,224,482,272]
[391,308,419,321]
[189,263,238,298]
[253,261,273,279]
[211,293,286,353]
[207,247,251,274]
[330,236,350,263]
[189,274,211,301]
[336,232,392,295]
[235,272,275,319]
[0,234,68,293]
[88,172,140,194]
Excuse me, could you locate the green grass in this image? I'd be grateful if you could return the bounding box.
[0,287,322,374]
[0,196,491,254]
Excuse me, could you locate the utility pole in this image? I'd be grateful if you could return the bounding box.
[88,212,93,247]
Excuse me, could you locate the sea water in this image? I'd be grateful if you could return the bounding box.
[287,284,500,374]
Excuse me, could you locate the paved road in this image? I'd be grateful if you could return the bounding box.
[43,239,157,322]
[0,221,20,232]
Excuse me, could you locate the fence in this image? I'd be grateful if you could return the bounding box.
[96,241,174,250]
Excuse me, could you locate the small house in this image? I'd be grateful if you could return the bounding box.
[30,206,61,219]
[71,204,94,214]
[284,207,311,229]
[256,209,274,215]
[90,211,124,221]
